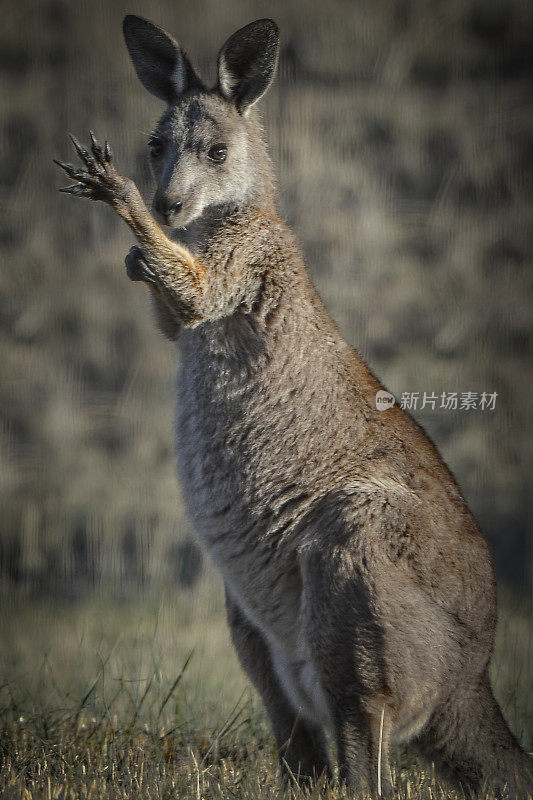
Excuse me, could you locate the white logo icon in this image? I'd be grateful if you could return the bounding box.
[375,390,395,411]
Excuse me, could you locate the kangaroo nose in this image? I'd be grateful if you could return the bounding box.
[154,196,183,217]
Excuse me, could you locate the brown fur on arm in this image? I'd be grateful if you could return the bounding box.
[110,182,208,324]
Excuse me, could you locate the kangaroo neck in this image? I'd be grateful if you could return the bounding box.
[166,192,277,256]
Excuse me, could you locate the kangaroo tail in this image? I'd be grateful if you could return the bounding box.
[415,670,533,798]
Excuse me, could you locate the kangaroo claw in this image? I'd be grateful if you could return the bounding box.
[58,183,93,197]
[55,132,133,207]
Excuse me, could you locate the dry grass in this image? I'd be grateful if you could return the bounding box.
[1,584,531,799]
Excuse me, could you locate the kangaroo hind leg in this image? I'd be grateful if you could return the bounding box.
[299,545,396,799]
[414,671,533,799]
[225,589,331,787]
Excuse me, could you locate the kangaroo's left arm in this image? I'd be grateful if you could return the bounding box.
[56,133,208,326]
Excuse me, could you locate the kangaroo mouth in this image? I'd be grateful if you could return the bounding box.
[153,204,202,230]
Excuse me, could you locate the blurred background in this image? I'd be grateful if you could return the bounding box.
[1,0,532,717]
[1,4,532,794]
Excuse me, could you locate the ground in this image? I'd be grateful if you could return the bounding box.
[1,577,531,799]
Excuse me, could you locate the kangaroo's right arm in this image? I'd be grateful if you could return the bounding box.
[55,133,207,327]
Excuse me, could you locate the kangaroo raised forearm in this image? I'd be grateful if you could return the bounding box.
[112,181,208,323]
[56,133,206,323]
[114,184,204,283]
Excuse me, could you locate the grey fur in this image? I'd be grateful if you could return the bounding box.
[56,17,533,800]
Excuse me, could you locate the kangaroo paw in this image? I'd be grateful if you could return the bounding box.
[55,131,135,210]
[125,246,157,285]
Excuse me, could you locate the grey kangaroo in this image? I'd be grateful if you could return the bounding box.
[56,16,532,799]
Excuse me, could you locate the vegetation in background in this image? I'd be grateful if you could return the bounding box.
[0,0,531,596]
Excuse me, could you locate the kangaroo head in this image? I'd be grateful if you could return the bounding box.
[123,16,279,229]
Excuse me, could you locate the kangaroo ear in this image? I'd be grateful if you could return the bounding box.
[123,15,204,104]
[217,19,279,114]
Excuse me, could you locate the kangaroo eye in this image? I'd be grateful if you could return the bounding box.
[207,144,227,164]
[149,138,164,159]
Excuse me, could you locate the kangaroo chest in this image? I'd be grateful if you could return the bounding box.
[174,331,305,640]
[175,355,334,728]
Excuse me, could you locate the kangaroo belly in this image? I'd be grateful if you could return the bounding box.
[175,333,300,625]
[176,409,291,629]
[176,371,333,724]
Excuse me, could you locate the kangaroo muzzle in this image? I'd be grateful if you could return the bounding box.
[153,194,183,225]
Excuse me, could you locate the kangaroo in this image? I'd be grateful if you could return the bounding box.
[55,16,532,799]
